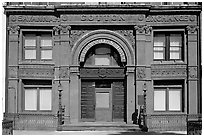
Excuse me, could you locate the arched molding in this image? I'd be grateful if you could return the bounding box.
[71,29,135,65]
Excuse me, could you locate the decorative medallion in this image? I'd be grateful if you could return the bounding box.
[137,67,146,79]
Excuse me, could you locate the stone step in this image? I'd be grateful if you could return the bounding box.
[60,122,140,131]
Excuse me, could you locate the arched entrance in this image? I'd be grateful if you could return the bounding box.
[70,30,135,124]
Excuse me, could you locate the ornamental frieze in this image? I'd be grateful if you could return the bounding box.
[80,68,125,78]
[9,14,196,25]
[151,64,187,78]
[19,65,54,79]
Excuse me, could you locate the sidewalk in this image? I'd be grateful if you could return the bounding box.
[13,130,187,135]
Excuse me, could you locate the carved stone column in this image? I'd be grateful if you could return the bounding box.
[58,25,71,65]
[186,25,200,115]
[7,25,20,114]
[126,65,135,124]
[69,65,80,123]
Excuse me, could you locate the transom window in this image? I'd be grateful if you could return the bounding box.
[84,44,123,67]
[153,32,184,61]
[23,80,52,111]
[23,32,53,60]
[153,80,184,112]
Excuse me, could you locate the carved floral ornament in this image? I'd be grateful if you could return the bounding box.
[53,25,71,35]
[134,25,152,34]
[137,67,146,79]
[186,25,199,33]
[7,25,20,34]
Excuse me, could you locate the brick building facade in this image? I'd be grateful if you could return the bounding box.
[3,2,202,131]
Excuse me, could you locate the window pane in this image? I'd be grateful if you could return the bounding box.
[154,52,164,59]
[170,52,180,59]
[25,39,36,47]
[95,57,110,65]
[154,34,165,47]
[41,50,52,59]
[25,89,37,110]
[25,50,36,59]
[170,47,180,51]
[169,89,181,111]
[40,89,52,110]
[96,92,109,108]
[154,90,166,111]
[41,39,52,47]
[154,47,164,51]
[170,34,182,47]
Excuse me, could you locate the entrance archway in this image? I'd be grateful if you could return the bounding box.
[70,29,135,124]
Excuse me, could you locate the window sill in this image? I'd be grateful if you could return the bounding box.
[19,60,55,65]
[152,60,186,64]
[19,111,54,115]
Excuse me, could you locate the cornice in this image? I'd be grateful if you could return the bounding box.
[4,4,201,15]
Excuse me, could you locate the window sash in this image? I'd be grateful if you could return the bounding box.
[23,32,52,61]
[153,32,183,61]
[168,89,181,111]
[154,90,166,111]
[24,88,37,111]
[24,87,52,111]
[154,87,182,112]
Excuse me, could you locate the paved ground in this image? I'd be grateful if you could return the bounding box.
[13,130,187,135]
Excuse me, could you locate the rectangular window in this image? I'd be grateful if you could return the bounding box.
[23,32,53,61]
[154,90,166,111]
[153,80,183,112]
[153,32,183,61]
[23,80,52,112]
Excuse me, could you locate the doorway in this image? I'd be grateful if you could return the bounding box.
[81,80,125,122]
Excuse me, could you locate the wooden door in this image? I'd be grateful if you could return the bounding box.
[81,82,95,121]
[112,82,125,122]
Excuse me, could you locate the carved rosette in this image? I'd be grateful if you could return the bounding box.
[7,25,20,34]
[137,67,146,80]
[188,67,197,79]
[70,30,88,47]
[186,25,198,34]
[116,30,135,47]
[8,66,18,78]
[19,65,54,79]
[59,66,69,79]
[59,25,71,34]
[151,64,187,78]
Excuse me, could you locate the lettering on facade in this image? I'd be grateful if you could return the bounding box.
[9,15,196,24]
[80,14,125,22]
[146,15,196,23]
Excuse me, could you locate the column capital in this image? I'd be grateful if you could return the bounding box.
[134,25,152,34]
[186,25,198,34]
[59,25,71,34]
[7,25,20,35]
